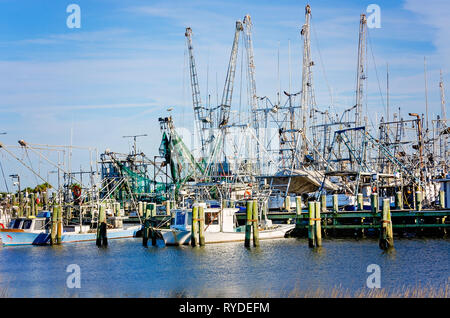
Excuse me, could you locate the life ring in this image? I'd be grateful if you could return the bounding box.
[244,190,251,199]
[72,185,82,198]
[0,223,4,229]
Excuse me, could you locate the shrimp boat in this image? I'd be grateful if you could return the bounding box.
[0,211,141,246]
[158,204,295,246]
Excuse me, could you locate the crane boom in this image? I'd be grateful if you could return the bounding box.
[185,27,208,157]
[218,20,243,128]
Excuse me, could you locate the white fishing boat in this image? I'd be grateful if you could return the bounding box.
[0,211,141,246]
[158,204,294,246]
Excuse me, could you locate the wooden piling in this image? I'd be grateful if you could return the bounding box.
[166,201,171,216]
[252,200,259,247]
[43,191,48,210]
[357,193,363,211]
[198,204,205,246]
[142,205,150,247]
[416,191,422,211]
[439,190,445,209]
[308,202,316,248]
[379,199,394,249]
[295,196,302,226]
[30,193,35,216]
[321,194,327,212]
[371,193,378,213]
[285,196,291,212]
[18,192,23,217]
[245,200,253,247]
[191,204,199,247]
[395,191,403,210]
[314,201,322,247]
[332,194,339,213]
[56,205,62,244]
[96,204,107,247]
[51,205,58,245]
[149,203,157,246]
[138,201,143,217]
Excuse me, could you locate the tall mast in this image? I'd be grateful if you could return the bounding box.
[185,27,208,157]
[218,20,243,128]
[243,15,258,129]
[440,70,447,124]
[439,70,447,170]
[300,4,313,157]
[243,14,260,171]
[355,14,367,128]
[424,57,429,132]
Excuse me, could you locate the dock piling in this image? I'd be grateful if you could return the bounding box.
[357,193,363,211]
[321,195,327,212]
[379,199,394,250]
[314,201,322,247]
[245,200,253,247]
[56,205,62,244]
[439,190,445,209]
[295,196,302,225]
[332,194,339,213]
[51,205,58,245]
[142,205,150,247]
[96,204,108,247]
[395,191,403,210]
[308,202,316,248]
[191,204,199,247]
[198,204,205,246]
[252,200,259,247]
[416,190,423,211]
[371,193,378,212]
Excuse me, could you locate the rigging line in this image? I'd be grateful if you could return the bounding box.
[0,158,9,192]
[239,33,244,124]
[24,148,39,185]
[310,16,333,107]
[367,28,387,126]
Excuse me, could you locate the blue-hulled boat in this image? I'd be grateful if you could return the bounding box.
[0,211,141,246]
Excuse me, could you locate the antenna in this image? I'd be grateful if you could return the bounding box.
[122,134,148,156]
[424,56,429,132]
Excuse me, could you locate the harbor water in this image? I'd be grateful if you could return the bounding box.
[0,238,449,297]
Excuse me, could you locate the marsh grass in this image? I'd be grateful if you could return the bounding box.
[2,282,448,298]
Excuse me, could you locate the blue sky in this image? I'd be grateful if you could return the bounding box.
[0,0,448,190]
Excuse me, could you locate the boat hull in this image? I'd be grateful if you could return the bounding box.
[159,224,295,246]
[0,226,141,246]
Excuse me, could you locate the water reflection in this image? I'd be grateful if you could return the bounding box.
[0,238,448,297]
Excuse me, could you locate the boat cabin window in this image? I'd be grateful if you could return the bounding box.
[22,219,33,230]
[175,212,186,225]
[34,219,46,230]
[205,212,219,225]
[187,212,192,226]
[173,211,192,226]
[10,219,23,229]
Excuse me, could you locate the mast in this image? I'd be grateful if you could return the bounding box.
[424,57,429,132]
[243,14,260,171]
[218,20,243,128]
[355,14,367,128]
[439,70,447,171]
[185,27,208,157]
[300,4,313,158]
